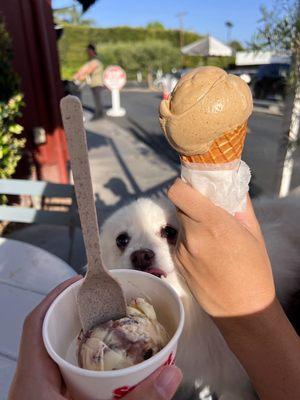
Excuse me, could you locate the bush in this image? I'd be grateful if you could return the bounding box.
[0,19,19,103]
[0,94,25,179]
[58,24,236,80]
[98,40,181,78]
[58,25,201,79]
[0,17,25,180]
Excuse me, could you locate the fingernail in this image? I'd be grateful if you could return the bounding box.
[154,366,182,398]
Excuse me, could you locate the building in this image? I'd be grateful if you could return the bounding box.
[236,51,291,67]
[0,0,69,183]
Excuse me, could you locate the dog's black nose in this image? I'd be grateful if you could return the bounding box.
[131,249,155,271]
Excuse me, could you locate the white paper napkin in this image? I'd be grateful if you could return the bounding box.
[181,160,251,214]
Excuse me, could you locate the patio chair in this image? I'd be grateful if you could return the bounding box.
[0,179,81,266]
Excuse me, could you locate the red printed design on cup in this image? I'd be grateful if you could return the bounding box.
[112,352,174,399]
[113,385,137,399]
[163,352,175,366]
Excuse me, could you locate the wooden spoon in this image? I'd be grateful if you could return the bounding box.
[60,95,127,333]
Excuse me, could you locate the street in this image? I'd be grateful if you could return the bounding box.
[82,87,300,197]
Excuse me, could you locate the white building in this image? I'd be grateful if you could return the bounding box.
[236,51,291,66]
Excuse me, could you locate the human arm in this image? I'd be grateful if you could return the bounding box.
[73,60,99,81]
[168,178,300,400]
[8,276,182,400]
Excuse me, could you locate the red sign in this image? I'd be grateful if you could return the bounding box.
[103,65,126,90]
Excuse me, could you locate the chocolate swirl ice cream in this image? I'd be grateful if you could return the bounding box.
[78,298,169,371]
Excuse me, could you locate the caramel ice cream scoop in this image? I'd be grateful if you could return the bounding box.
[159,66,253,162]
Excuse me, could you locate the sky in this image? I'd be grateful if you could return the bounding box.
[52,0,275,45]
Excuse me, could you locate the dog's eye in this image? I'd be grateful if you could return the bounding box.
[116,232,131,249]
[161,225,178,245]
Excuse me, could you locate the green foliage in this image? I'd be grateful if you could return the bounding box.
[0,94,25,179]
[0,18,19,102]
[146,21,165,30]
[183,55,235,70]
[98,40,181,78]
[53,0,95,26]
[58,24,238,80]
[251,1,299,53]
[250,0,300,85]
[0,18,25,181]
[58,25,201,79]
[54,6,95,26]
[229,40,244,52]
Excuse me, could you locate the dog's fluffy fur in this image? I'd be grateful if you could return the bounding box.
[100,194,300,399]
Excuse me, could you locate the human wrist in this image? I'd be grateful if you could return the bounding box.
[214,298,300,399]
[214,298,299,354]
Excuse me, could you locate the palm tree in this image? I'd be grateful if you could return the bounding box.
[225,21,233,43]
[53,0,96,26]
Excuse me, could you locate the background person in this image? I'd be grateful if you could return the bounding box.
[74,44,104,120]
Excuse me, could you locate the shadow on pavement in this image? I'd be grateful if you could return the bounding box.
[95,175,176,224]
[86,129,109,151]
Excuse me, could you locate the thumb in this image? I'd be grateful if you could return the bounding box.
[124,366,182,400]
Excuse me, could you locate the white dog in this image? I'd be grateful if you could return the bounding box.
[100,194,300,399]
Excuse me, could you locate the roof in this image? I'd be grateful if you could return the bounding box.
[181,35,233,57]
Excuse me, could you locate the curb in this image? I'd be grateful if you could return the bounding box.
[122,87,160,93]
[253,106,283,116]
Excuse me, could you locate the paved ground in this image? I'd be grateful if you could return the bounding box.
[6,87,300,272]
[82,88,300,197]
[2,86,299,398]
[8,108,179,272]
[84,109,178,221]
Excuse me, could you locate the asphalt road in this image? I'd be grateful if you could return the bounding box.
[82,87,300,197]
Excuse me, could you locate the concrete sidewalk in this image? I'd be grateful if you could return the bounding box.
[84,110,178,220]
[1,112,180,398]
[7,111,179,272]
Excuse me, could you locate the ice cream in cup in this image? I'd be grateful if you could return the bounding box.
[43,269,184,400]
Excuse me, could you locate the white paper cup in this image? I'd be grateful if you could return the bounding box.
[43,269,184,400]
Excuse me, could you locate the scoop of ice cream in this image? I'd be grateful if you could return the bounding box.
[159,66,253,156]
[78,298,169,371]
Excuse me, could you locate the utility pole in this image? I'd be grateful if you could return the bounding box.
[176,11,187,67]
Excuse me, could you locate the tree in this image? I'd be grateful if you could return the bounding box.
[251,0,300,196]
[98,40,181,83]
[229,40,244,52]
[0,17,25,182]
[146,22,165,30]
[53,1,95,26]
[225,20,233,43]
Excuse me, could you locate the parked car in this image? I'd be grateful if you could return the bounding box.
[154,68,192,97]
[227,68,257,85]
[251,63,290,100]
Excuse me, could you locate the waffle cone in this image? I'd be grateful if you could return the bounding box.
[180,121,248,164]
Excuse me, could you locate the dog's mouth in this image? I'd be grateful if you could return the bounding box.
[147,268,167,278]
